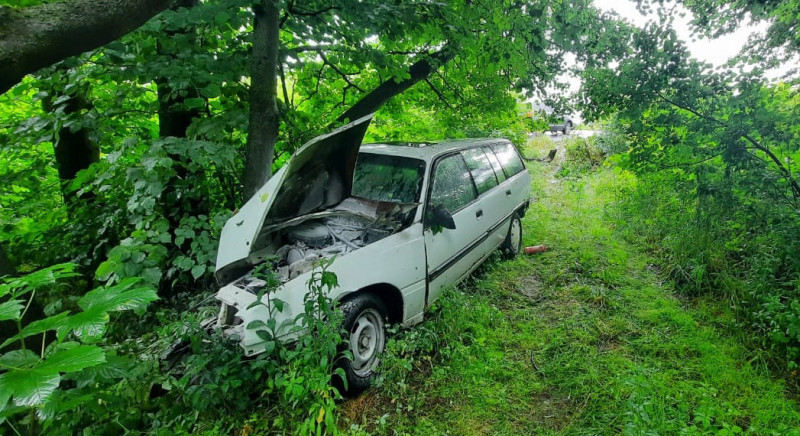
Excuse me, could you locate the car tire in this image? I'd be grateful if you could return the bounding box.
[501,214,523,259]
[334,293,388,396]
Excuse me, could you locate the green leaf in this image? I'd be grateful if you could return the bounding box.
[77,279,158,313]
[246,320,267,330]
[0,377,10,413]
[0,300,24,322]
[1,312,70,350]
[320,271,338,289]
[201,84,221,98]
[95,260,118,281]
[0,345,105,407]
[38,346,105,374]
[184,98,205,109]
[255,330,273,341]
[214,11,230,26]
[60,309,109,342]
[0,350,39,370]
[2,369,61,407]
[190,264,205,279]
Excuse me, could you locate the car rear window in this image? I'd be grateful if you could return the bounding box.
[461,148,499,195]
[429,154,478,213]
[352,153,425,203]
[491,142,525,178]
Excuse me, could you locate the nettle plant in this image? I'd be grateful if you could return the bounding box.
[244,258,346,433]
[0,263,157,429]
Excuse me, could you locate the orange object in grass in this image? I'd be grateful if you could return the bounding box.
[524,245,548,254]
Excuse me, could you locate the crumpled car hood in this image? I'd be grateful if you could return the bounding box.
[215,114,373,284]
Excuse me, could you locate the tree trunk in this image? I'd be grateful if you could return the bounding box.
[243,1,281,201]
[157,0,200,140]
[0,244,14,277]
[43,91,99,205]
[334,43,459,125]
[0,0,174,94]
[156,0,208,249]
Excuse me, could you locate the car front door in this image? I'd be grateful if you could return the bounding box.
[424,153,486,304]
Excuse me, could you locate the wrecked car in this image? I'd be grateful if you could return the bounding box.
[214,114,531,393]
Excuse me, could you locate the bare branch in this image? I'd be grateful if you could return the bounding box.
[425,78,453,109]
[320,52,364,92]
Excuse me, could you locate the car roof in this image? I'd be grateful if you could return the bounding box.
[359,138,511,163]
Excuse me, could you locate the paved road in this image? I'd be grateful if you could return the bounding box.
[531,130,602,141]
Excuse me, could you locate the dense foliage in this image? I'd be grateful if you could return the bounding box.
[577,1,800,373]
[3,0,800,432]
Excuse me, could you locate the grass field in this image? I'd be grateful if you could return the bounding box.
[340,136,800,435]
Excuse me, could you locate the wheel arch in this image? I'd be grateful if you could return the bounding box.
[338,283,404,324]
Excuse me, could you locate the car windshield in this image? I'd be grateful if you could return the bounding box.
[352,153,425,203]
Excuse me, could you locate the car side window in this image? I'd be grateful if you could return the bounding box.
[491,142,525,178]
[482,146,506,184]
[461,148,499,195]
[429,154,478,213]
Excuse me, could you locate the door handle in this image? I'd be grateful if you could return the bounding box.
[476,209,484,219]
[505,189,512,196]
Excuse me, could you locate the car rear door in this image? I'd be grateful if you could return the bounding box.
[424,153,486,304]
[489,141,530,214]
[460,147,509,253]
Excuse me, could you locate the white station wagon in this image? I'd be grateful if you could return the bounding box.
[214,115,531,393]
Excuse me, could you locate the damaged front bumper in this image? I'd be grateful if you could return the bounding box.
[215,276,302,356]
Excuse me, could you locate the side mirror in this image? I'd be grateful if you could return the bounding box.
[428,204,456,230]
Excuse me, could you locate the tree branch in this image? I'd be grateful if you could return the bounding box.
[288,4,338,17]
[656,92,800,200]
[333,42,459,125]
[425,78,453,109]
[0,0,175,94]
[319,52,364,92]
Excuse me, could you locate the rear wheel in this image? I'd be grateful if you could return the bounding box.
[501,214,523,258]
[334,294,388,396]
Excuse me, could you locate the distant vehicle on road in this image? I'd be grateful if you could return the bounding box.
[548,116,574,135]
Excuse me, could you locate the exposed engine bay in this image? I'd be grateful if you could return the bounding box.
[251,197,418,283]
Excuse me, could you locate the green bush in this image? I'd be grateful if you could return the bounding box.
[605,134,800,370]
[558,136,608,178]
[1,261,349,434]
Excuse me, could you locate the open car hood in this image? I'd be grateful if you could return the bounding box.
[215,114,373,283]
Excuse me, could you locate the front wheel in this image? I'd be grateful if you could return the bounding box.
[501,214,523,259]
[334,294,388,396]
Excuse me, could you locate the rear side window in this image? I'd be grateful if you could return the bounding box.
[491,142,525,178]
[429,154,477,213]
[483,146,506,183]
[461,148,498,195]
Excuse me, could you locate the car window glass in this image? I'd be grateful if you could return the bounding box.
[429,154,477,213]
[461,148,498,194]
[482,146,506,183]
[352,153,425,203]
[491,142,525,177]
